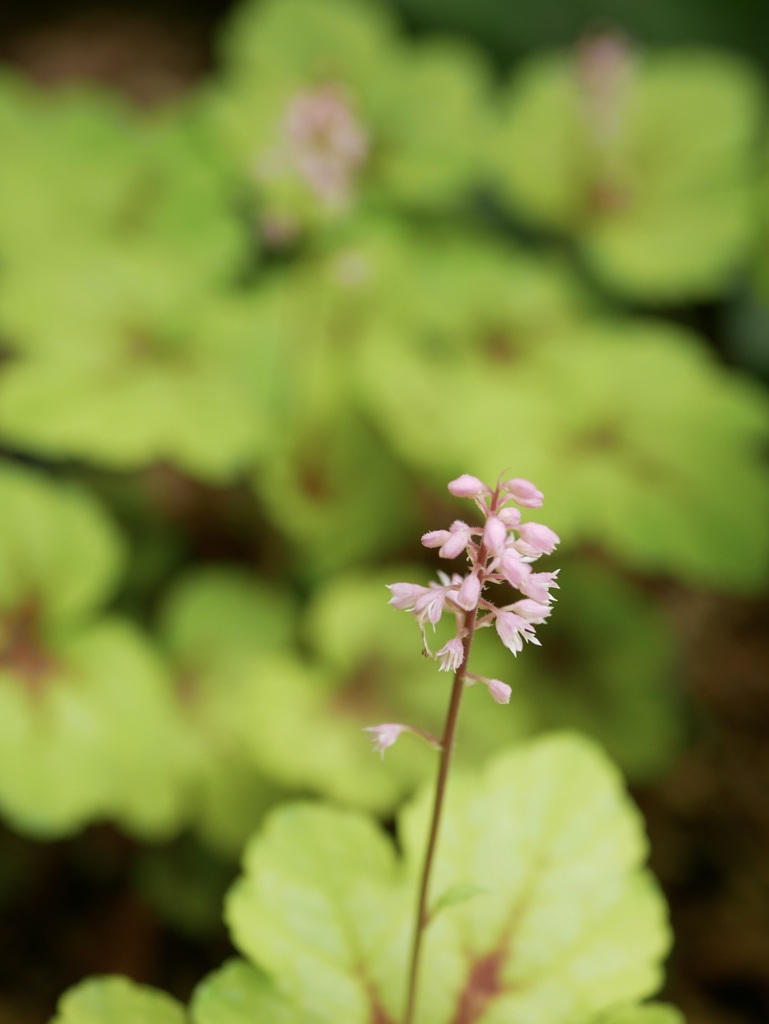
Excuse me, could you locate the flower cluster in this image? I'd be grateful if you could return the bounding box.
[366,473,559,756]
[256,83,369,208]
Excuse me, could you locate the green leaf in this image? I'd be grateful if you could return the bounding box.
[238,261,420,576]
[357,292,769,589]
[0,78,245,282]
[399,735,671,1023]
[155,568,297,854]
[588,1005,685,1024]
[50,976,187,1024]
[226,734,671,1024]
[492,49,765,301]
[159,567,298,672]
[227,802,407,1023]
[191,960,316,1024]
[253,412,417,578]
[0,462,124,622]
[0,464,194,837]
[520,559,685,781]
[0,618,193,838]
[0,265,269,480]
[430,882,488,919]
[229,651,435,813]
[209,0,490,242]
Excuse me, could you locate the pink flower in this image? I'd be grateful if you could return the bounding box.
[495,610,538,655]
[515,522,560,556]
[440,521,474,559]
[389,473,559,683]
[414,584,448,626]
[483,515,507,556]
[448,474,490,498]
[282,84,368,206]
[363,723,408,758]
[504,478,544,508]
[498,552,532,589]
[387,580,454,628]
[519,570,560,605]
[387,582,431,611]
[455,572,481,611]
[486,678,512,704]
[436,637,464,672]
[509,599,552,624]
[466,674,512,704]
[423,521,474,560]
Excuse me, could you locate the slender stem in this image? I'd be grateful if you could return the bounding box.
[403,606,479,1024]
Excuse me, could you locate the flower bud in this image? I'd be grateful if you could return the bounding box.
[448,474,489,498]
[483,515,507,556]
[497,507,521,529]
[516,522,560,556]
[421,530,449,549]
[455,572,481,611]
[504,478,544,508]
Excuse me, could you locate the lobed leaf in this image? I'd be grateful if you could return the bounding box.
[226,734,672,1024]
[191,959,319,1024]
[49,976,187,1024]
[492,48,765,301]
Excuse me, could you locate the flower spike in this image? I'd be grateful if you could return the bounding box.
[376,472,560,1024]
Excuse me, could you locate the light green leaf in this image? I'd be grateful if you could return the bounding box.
[400,735,672,1024]
[492,49,765,300]
[226,734,671,1024]
[0,264,269,480]
[430,882,488,918]
[159,568,298,672]
[155,568,296,854]
[0,619,193,838]
[191,960,316,1024]
[358,299,769,589]
[0,78,245,281]
[227,803,407,1024]
[519,559,685,781]
[210,0,490,242]
[0,462,124,622]
[50,976,187,1024]
[587,1005,685,1024]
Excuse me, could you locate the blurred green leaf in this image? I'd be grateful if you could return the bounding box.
[491,48,765,300]
[520,559,685,780]
[0,464,192,837]
[49,976,187,1024]
[0,462,124,622]
[357,276,769,589]
[208,0,491,242]
[0,76,246,281]
[156,567,298,854]
[594,1006,686,1024]
[0,264,271,480]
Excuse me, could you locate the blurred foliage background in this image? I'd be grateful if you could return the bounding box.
[0,0,767,1022]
